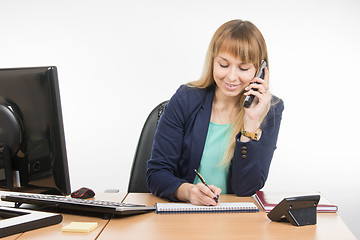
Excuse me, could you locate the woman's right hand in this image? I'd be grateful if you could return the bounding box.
[175,183,221,206]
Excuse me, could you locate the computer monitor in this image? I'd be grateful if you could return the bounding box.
[0,66,71,195]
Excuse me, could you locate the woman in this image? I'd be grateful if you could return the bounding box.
[146,19,284,206]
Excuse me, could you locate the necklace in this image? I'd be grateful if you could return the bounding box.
[213,103,224,125]
[213,101,241,125]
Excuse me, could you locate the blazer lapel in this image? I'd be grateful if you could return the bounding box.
[187,87,214,182]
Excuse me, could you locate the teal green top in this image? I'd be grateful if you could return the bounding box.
[193,122,231,194]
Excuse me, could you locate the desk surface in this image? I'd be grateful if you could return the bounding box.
[99,193,356,240]
[0,192,126,240]
[1,192,356,240]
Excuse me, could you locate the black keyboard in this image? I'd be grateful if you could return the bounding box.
[1,193,155,218]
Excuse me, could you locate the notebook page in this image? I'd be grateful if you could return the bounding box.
[156,202,258,213]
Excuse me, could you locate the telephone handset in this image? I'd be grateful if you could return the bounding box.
[243,60,267,108]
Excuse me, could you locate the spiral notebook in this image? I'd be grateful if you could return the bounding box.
[155,202,259,214]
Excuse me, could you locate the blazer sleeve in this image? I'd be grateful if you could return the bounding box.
[146,86,190,201]
[229,97,284,196]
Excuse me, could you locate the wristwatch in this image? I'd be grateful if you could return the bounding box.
[241,129,262,141]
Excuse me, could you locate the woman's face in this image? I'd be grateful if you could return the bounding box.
[213,52,257,100]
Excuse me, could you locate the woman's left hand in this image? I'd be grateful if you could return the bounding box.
[243,66,272,132]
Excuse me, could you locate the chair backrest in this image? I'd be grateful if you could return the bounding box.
[127,101,168,193]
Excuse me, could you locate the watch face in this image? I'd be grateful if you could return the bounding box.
[255,129,262,140]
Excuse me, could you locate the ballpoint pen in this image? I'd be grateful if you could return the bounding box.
[194,169,219,203]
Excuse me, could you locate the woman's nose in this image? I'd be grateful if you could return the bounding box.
[227,67,238,82]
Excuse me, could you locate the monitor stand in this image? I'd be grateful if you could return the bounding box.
[0,206,62,238]
[0,144,13,190]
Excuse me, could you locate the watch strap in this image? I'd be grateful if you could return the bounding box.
[241,129,262,141]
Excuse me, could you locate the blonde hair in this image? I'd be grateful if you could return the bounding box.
[187,19,271,166]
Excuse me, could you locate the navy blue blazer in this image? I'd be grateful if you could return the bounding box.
[146,84,284,201]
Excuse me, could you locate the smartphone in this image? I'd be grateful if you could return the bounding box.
[243,60,267,108]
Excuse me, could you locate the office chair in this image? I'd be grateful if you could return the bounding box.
[128,100,168,193]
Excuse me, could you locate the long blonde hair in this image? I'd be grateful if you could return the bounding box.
[187,19,271,166]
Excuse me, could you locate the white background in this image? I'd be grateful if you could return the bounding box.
[1,0,359,238]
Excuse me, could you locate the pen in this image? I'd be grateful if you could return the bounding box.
[194,169,219,203]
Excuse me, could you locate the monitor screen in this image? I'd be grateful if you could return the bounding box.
[0,66,71,195]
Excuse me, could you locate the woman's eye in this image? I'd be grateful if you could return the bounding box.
[219,63,229,68]
[240,67,249,71]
